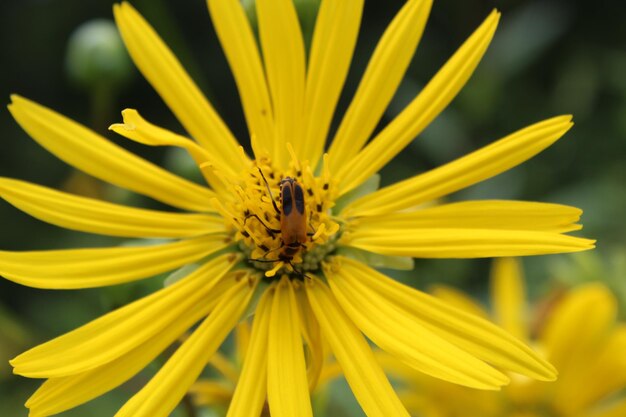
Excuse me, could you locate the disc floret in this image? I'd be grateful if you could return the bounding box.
[227,156,339,279]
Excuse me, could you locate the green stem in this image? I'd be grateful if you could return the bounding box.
[91,82,114,132]
[182,394,198,417]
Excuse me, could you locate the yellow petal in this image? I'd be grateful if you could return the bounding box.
[255,0,305,166]
[109,109,238,197]
[325,263,508,389]
[582,399,626,417]
[352,200,583,233]
[109,109,237,190]
[0,235,228,289]
[294,285,324,391]
[267,277,313,417]
[329,257,557,381]
[302,0,364,168]
[490,258,528,340]
[553,325,626,415]
[429,285,490,319]
[114,277,256,417]
[109,109,212,165]
[206,0,274,159]
[585,325,626,403]
[10,255,238,377]
[342,115,574,217]
[113,2,246,175]
[327,0,432,174]
[0,177,224,238]
[541,283,617,371]
[305,276,411,417]
[8,95,216,212]
[26,277,232,417]
[377,350,500,417]
[208,351,239,384]
[316,360,342,387]
[226,285,273,417]
[335,10,499,194]
[189,381,233,406]
[341,227,595,258]
[234,320,251,366]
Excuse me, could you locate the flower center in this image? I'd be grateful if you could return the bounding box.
[228,156,340,279]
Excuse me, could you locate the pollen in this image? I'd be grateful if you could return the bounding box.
[226,154,340,278]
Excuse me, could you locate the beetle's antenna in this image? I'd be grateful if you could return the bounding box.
[257,167,281,215]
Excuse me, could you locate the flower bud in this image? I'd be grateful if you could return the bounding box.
[65,19,133,89]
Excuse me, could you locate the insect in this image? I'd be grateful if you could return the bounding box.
[246,168,312,276]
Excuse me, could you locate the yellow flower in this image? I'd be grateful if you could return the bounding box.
[395,258,626,417]
[1,1,595,417]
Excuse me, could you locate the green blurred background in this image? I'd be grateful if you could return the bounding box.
[1,0,625,416]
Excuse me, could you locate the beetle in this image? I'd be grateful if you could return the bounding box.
[246,168,311,274]
[277,176,307,257]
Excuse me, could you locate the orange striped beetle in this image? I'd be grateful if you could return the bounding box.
[246,168,312,275]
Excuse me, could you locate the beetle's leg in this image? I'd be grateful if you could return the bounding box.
[247,241,284,263]
[287,260,311,280]
[244,213,280,235]
[306,211,318,239]
[247,257,280,263]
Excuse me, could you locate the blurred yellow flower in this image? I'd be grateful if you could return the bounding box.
[394,258,626,417]
[1,0,594,416]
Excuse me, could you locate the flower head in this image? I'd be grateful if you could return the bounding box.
[1,1,595,417]
[395,258,626,417]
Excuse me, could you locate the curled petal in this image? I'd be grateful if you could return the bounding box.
[9,95,215,212]
[113,2,247,174]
